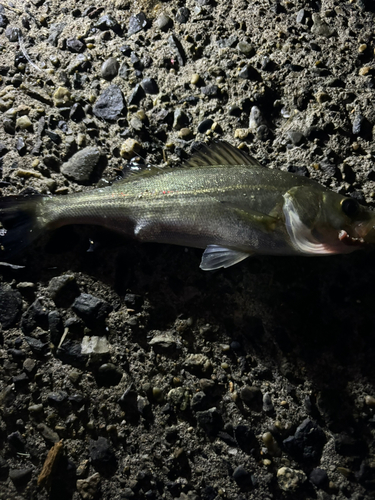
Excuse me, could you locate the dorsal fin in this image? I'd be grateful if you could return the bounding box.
[184,140,263,168]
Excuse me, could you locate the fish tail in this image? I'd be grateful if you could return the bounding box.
[0,194,45,260]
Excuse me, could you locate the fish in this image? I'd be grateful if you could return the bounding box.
[1,140,375,270]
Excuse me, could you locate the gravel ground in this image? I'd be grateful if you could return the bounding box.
[1,0,375,499]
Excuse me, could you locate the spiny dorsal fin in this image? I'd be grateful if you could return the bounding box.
[184,140,263,168]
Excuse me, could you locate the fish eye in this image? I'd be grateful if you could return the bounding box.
[341,198,359,217]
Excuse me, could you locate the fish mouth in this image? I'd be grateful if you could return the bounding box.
[338,229,366,247]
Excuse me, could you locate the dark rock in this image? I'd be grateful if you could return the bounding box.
[66,38,85,53]
[235,425,258,455]
[45,130,61,144]
[141,78,159,94]
[176,7,190,23]
[257,125,271,141]
[196,408,223,438]
[0,142,8,156]
[240,385,262,410]
[217,35,238,49]
[96,14,120,32]
[48,275,80,307]
[233,465,254,491]
[201,85,219,97]
[319,159,338,178]
[238,65,261,80]
[228,105,242,117]
[198,118,214,133]
[72,293,112,324]
[56,340,87,368]
[3,118,15,135]
[191,391,210,412]
[309,468,328,488]
[15,136,26,155]
[0,285,22,328]
[60,146,103,184]
[21,299,49,334]
[287,130,305,146]
[13,372,29,387]
[0,14,9,28]
[48,23,66,45]
[101,57,119,80]
[334,433,367,457]
[93,85,125,121]
[24,336,49,355]
[69,103,85,122]
[5,26,21,42]
[173,109,189,130]
[9,468,32,486]
[168,34,186,66]
[128,12,148,35]
[89,437,117,472]
[283,418,326,462]
[96,363,123,387]
[218,430,237,447]
[7,431,26,452]
[287,165,309,176]
[352,113,372,138]
[262,392,274,413]
[8,348,26,360]
[48,390,68,406]
[128,83,145,106]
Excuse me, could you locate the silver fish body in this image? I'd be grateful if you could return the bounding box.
[1,141,375,270]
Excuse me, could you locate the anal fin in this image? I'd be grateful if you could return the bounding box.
[200,245,251,271]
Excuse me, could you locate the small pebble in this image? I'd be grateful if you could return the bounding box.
[120,138,142,159]
[156,13,172,31]
[277,467,307,492]
[101,57,119,80]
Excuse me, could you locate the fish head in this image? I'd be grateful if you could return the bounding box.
[283,185,375,255]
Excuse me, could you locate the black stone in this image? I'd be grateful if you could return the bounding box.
[201,85,219,97]
[96,363,123,387]
[89,437,117,472]
[56,340,87,368]
[15,136,26,155]
[24,336,49,355]
[168,34,186,66]
[233,466,254,491]
[128,12,148,35]
[13,372,29,387]
[141,78,159,95]
[228,105,241,117]
[69,103,85,122]
[191,391,211,412]
[198,118,214,133]
[45,130,61,144]
[256,125,271,141]
[7,431,26,452]
[48,311,64,346]
[283,418,326,462]
[0,285,22,329]
[235,425,258,455]
[309,468,328,488]
[287,130,305,146]
[21,298,49,334]
[7,348,26,360]
[5,26,22,42]
[72,293,112,324]
[196,408,223,438]
[238,65,261,80]
[176,7,190,23]
[0,14,9,28]
[9,468,32,486]
[48,275,80,307]
[66,38,85,53]
[287,165,309,177]
[3,118,15,135]
[93,85,125,121]
[96,14,120,32]
[48,390,69,407]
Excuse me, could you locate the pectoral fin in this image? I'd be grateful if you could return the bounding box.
[200,245,251,271]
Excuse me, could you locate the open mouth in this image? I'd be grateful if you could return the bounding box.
[338,229,366,246]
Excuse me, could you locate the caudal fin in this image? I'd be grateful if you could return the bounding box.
[0,194,43,261]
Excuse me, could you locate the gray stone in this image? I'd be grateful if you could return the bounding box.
[128,12,148,35]
[168,34,186,66]
[156,13,173,31]
[101,57,119,80]
[60,147,102,184]
[93,85,125,121]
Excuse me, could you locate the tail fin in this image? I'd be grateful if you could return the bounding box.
[0,193,44,261]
